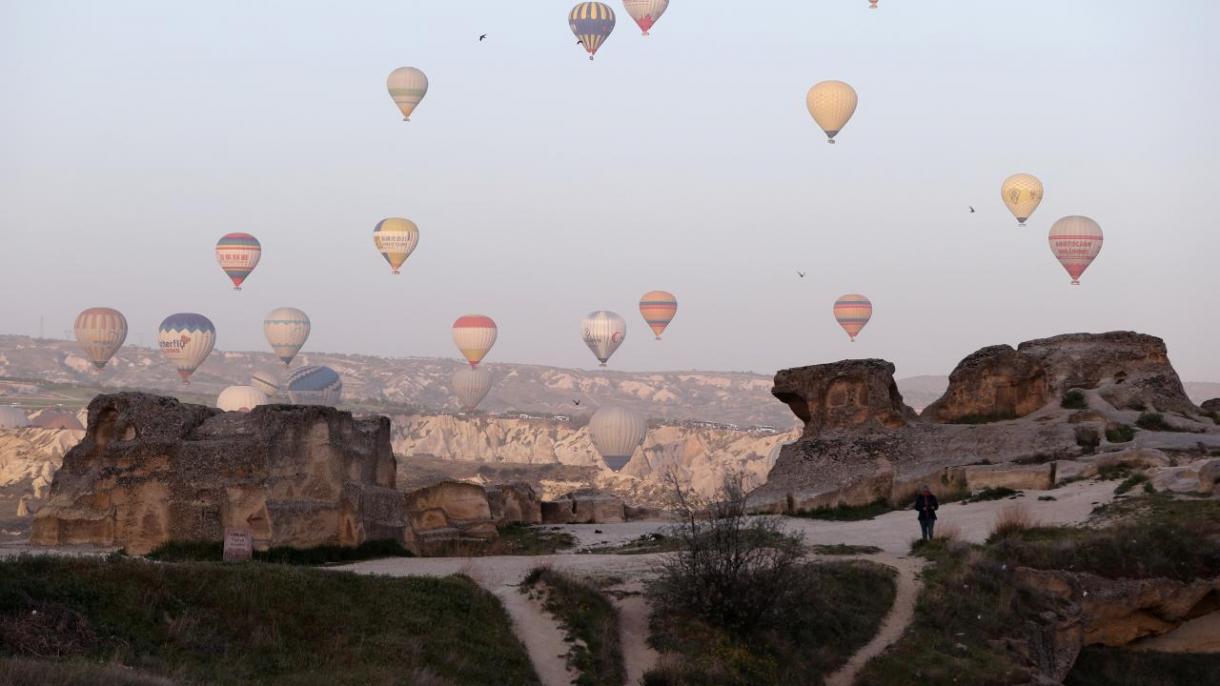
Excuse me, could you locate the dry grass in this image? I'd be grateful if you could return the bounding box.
[990,503,1036,539]
[934,522,961,542]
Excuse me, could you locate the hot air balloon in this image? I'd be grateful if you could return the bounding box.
[157,313,216,384]
[589,405,646,471]
[286,365,343,405]
[217,385,268,413]
[452,368,493,412]
[1001,174,1044,227]
[570,2,616,60]
[452,315,498,368]
[582,311,627,366]
[263,307,311,366]
[0,405,28,429]
[387,67,428,121]
[833,294,872,341]
[215,233,261,290]
[250,370,280,397]
[869,0,878,8]
[74,307,127,370]
[622,0,668,35]
[1048,216,1103,285]
[806,81,858,144]
[639,291,677,340]
[373,218,420,275]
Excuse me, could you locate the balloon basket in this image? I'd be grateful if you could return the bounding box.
[1071,280,1080,286]
[599,363,607,367]
[589,55,594,61]
[828,139,836,145]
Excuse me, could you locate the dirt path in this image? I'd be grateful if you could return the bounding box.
[606,580,661,684]
[492,584,579,686]
[822,553,925,686]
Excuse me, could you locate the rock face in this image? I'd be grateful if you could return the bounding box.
[31,393,404,555]
[402,481,497,554]
[486,482,542,526]
[541,490,626,524]
[751,332,1220,514]
[922,345,1049,423]
[771,359,913,436]
[1013,567,1220,682]
[1203,398,1220,418]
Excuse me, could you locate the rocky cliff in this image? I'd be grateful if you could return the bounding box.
[0,427,84,538]
[31,393,404,554]
[751,332,1220,513]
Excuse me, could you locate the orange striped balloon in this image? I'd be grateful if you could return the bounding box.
[833,294,872,341]
[452,315,498,368]
[74,307,128,370]
[638,291,677,340]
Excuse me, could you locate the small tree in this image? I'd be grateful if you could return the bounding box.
[651,471,806,634]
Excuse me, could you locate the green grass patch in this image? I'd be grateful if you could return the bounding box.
[1113,473,1150,495]
[646,560,897,686]
[1064,646,1220,686]
[0,556,538,685]
[792,499,893,521]
[1061,390,1088,410]
[963,486,1020,503]
[145,538,412,565]
[581,533,680,556]
[414,524,578,557]
[522,568,624,686]
[1135,412,1177,431]
[811,543,883,555]
[0,657,173,685]
[1097,463,1133,481]
[1105,424,1137,443]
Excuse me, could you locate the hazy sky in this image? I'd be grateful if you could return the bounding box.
[2,1,1217,381]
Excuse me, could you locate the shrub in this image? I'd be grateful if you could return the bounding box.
[1105,424,1137,443]
[963,486,1019,503]
[989,504,1035,540]
[791,499,892,521]
[1114,473,1149,495]
[1135,412,1172,431]
[1061,390,1088,410]
[1098,463,1133,481]
[146,538,412,565]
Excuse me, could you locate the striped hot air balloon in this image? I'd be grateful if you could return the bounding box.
[286,365,343,406]
[570,2,616,60]
[73,307,128,370]
[157,313,216,383]
[639,291,677,340]
[373,218,420,275]
[452,315,498,368]
[589,405,647,471]
[582,311,626,366]
[452,368,493,412]
[1048,216,1103,285]
[622,0,668,35]
[386,67,429,121]
[833,294,873,342]
[215,233,261,290]
[263,307,311,366]
[1001,174,1044,227]
[806,81,858,144]
[217,385,268,413]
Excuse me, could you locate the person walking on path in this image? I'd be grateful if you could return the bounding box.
[914,486,939,541]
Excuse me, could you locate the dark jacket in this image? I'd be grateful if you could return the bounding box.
[914,493,939,521]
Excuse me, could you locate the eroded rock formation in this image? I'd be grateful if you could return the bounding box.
[402,480,498,554]
[751,332,1219,513]
[31,393,404,555]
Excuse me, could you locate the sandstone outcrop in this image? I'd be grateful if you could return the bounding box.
[486,482,542,525]
[31,393,405,555]
[1013,567,1220,682]
[541,490,625,524]
[751,332,1220,514]
[402,480,497,554]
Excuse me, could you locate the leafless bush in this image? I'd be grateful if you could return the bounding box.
[651,471,806,634]
[991,503,1035,538]
[935,522,962,543]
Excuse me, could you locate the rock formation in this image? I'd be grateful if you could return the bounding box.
[31,393,405,555]
[751,332,1220,513]
[541,490,626,524]
[402,480,498,554]
[486,482,542,526]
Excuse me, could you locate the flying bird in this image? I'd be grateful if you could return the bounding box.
[479,34,487,41]
[797,271,806,278]
[969,206,976,213]
[573,400,581,406]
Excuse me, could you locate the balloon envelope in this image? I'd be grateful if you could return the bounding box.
[639,291,677,339]
[217,385,268,413]
[1048,216,1103,285]
[452,368,493,412]
[263,307,311,366]
[833,294,873,341]
[622,0,668,35]
[806,81,858,143]
[74,307,128,370]
[157,313,216,383]
[452,315,498,368]
[1001,174,1044,226]
[387,67,428,121]
[215,233,261,290]
[373,218,420,275]
[589,405,647,471]
[251,370,280,397]
[582,311,626,366]
[570,2,616,59]
[286,365,342,406]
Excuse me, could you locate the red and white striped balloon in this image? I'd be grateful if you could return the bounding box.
[1048,216,1103,285]
[833,294,873,342]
